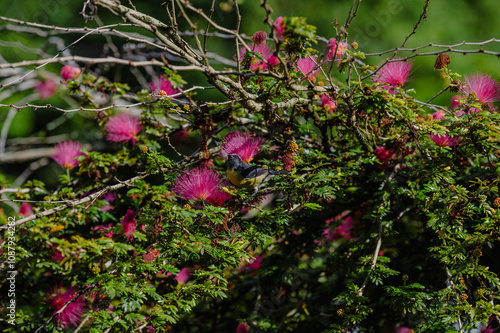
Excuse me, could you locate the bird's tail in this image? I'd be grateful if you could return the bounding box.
[268,170,291,176]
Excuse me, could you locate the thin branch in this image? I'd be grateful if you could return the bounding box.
[363,0,430,81]
[0,23,140,90]
[72,315,91,333]
[0,174,146,230]
[357,221,383,297]
[0,85,212,115]
[0,56,197,71]
[0,187,46,195]
[13,158,51,187]
[426,85,450,104]
[33,283,97,333]
[392,0,431,57]
[0,16,133,33]
[361,46,500,82]
[0,139,224,230]
[357,164,404,297]
[174,0,207,64]
[365,38,500,57]
[0,109,17,157]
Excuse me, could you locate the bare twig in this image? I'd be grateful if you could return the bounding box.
[0,187,46,195]
[0,23,141,90]
[0,174,146,230]
[363,0,430,81]
[0,109,17,157]
[393,0,431,57]
[0,56,196,71]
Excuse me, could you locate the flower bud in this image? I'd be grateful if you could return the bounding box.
[251,31,267,45]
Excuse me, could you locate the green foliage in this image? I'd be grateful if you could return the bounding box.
[281,16,318,54]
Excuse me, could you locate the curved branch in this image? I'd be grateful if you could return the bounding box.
[0,56,197,71]
[0,174,147,230]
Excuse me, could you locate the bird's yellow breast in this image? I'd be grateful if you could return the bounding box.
[227,169,261,188]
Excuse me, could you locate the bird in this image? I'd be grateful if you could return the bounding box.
[225,154,291,195]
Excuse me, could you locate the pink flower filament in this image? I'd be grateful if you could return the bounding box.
[51,140,84,170]
[220,131,264,163]
[149,76,180,96]
[121,209,137,241]
[105,113,143,146]
[296,56,321,79]
[460,72,500,104]
[60,65,81,81]
[326,38,348,61]
[173,166,224,203]
[373,59,412,89]
[428,134,460,147]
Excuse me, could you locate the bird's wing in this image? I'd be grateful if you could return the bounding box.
[239,165,269,180]
[268,169,291,175]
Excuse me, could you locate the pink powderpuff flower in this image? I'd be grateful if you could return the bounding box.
[375,146,392,165]
[320,93,337,112]
[451,95,462,111]
[460,73,500,104]
[334,216,354,240]
[105,113,143,146]
[237,43,278,72]
[428,134,461,147]
[326,38,348,61]
[173,166,224,203]
[172,128,190,143]
[323,214,354,241]
[236,322,250,333]
[135,318,155,333]
[51,244,64,262]
[52,250,64,262]
[481,326,496,333]
[373,59,412,90]
[274,16,285,39]
[35,79,57,99]
[245,255,263,271]
[432,110,446,120]
[395,327,413,333]
[51,140,84,170]
[322,227,335,241]
[142,248,160,262]
[19,202,34,216]
[335,223,353,240]
[220,131,264,163]
[101,192,117,211]
[47,286,85,328]
[93,223,114,238]
[60,65,81,81]
[173,267,190,284]
[249,44,279,72]
[296,56,321,80]
[480,316,496,333]
[149,76,180,96]
[207,186,233,207]
[121,209,137,241]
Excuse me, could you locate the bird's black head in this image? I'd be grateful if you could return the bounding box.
[226,154,243,170]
